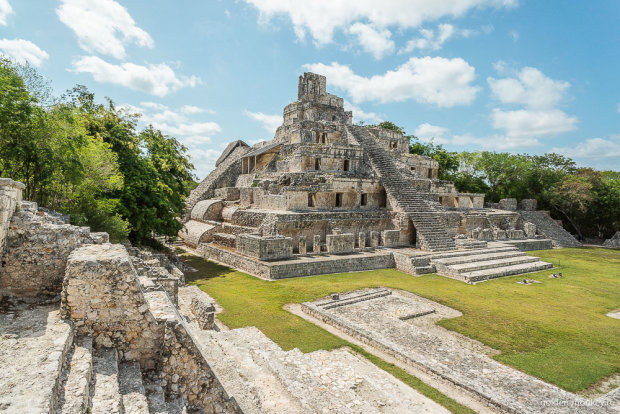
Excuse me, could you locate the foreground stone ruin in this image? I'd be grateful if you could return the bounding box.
[180,73,581,282]
[1,178,456,412]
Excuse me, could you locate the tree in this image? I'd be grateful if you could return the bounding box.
[409,137,460,180]
[544,171,595,239]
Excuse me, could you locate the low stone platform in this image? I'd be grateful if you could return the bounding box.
[0,304,72,413]
[430,243,553,284]
[198,243,394,280]
[301,288,620,414]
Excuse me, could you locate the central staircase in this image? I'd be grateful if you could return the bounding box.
[348,126,455,251]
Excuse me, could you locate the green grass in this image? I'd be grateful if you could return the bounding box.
[182,247,619,410]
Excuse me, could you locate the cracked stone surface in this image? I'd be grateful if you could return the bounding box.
[0,304,72,413]
[303,288,620,414]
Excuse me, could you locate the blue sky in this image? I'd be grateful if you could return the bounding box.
[1,0,618,179]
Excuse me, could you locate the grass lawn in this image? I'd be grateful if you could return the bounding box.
[182,247,619,411]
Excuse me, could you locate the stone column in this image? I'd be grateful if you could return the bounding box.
[370,231,380,248]
[298,236,307,255]
[358,232,366,249]
[313,235,321,254]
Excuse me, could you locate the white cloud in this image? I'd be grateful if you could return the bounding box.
[72,56,201,97]
[244,110,282,134]
[120,103,220,146]
[490,108,577,139]
[343,100,382,124]
[551,137,620,160]
[348,23,394,59]
[0,39,49,67]
[0,0,12,25]
[509,30,519,42]
[181,105,204,115]
[245,0,516,45]
[486,66,577,146]
[488,67,570,109]
[57,0,153,59]
[304,56,479,107]
[413,123,450,144]
[401,23,456,53]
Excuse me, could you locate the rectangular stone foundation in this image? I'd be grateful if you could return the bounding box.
[197,244,394,280]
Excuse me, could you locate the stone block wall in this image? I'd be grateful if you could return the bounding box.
[326,233,355,253]
[214,187,240,201]
[159,317,241,412]
[0,208,108,301]
[0,178,24,256]
[61,244,163,366]
[236,234,293,260]
[381,230,401,247]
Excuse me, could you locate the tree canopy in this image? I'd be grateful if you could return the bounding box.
[0,59,196,244]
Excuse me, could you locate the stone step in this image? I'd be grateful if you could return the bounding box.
[119,361,150,414]
[90,348,122,414]
[57,336,93,413]
[430,246,517,259]
[460,260,553,283]
[0,306,73,414]
[192,327,305,413]
[446,255,540,274]
[433,250,527,266]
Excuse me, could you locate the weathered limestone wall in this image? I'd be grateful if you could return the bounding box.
[190,199,223,221]
[0,178,24,256]
[198,244,272,278]
[0,207,108,301]
[61,244,163,366]
[326,233,355,253]
[236,234,293,260]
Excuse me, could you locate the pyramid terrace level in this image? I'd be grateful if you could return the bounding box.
[180,73,578,280]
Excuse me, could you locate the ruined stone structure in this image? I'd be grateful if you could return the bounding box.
[181,73,580,281]
[0,177,455,413]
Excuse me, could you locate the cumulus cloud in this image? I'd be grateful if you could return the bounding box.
[486,66,577,146]
[343,100,382,124]
[245,0,516,45]
[348,23,394,59]
[304,57,479,107]
[413,123,450,144]
[72,56,201,97]
[490,108,577,139]
[401,24,456,53]
[0,0,12,26]
[120,102,220,146]
[244,110,282,134]
[551,136,620,160]
[488,67,570,109]
[57,0,153,59]
[0,39,49,67]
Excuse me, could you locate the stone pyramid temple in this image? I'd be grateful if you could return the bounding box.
[180,72,580,282]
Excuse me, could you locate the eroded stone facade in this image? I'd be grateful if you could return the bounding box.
[181,73,577,280]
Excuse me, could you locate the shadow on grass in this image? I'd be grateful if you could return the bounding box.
[181,254,235,282]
